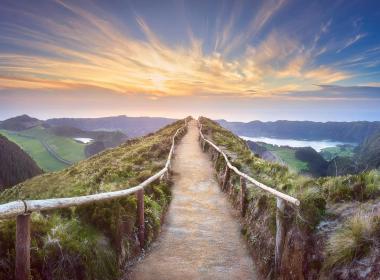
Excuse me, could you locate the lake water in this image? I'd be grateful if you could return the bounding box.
[74,137,93,144]
[240,136,354,152]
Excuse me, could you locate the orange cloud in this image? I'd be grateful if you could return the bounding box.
[0,1,350,98]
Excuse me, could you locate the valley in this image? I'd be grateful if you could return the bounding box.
[1,1,379,279]
[245,137,358,177]
[216,120,380,178]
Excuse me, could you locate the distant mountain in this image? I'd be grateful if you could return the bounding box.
[357,132,380,169]
[217,119,380,143]
[0,114,43,131]
[46,115,177,137]
[0,135,43,190]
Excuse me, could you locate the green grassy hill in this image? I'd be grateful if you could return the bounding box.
[21,126,86,162]
[0,125,128,172]
[0,115,129,172]
[0,119,186,279]
[200,117,380,278]
[0,135,43,190]
[0,129,68,171]
[320,145,356,161]
[358,132,380,169]
[259,142,309,173]
[0,126,85,171]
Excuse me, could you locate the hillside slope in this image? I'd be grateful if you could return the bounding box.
[200,117,380,279]
[358,132,380,169]
[0,116,129,171]
[0,135,43,190]
[0,119,186,280]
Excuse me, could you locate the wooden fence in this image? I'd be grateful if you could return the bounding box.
[0,122,187,280]
[197,120,300,277]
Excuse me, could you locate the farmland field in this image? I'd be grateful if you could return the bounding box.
[261,143,309,173]
[319,145,355,161]
[0,126,86,171]
[21,126,86,163]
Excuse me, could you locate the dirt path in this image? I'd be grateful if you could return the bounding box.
[128,120,258,279]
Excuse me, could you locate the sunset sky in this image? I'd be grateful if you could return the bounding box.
[1,0,380,121]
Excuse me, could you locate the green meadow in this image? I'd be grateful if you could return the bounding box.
[0,126,86,172]
[260,143,309,173]
[21,126,86,162]
[320,145,356,161]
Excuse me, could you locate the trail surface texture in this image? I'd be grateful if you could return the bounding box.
[128,120,257,279]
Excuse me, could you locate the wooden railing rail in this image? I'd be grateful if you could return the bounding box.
[0,122,187,280]
[197,119,299,277]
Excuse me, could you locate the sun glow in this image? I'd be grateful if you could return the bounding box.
[0,1,354,100]
[150,73,167,91]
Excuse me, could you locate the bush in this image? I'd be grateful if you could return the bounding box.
[324,213,380,270]
[298,187,326,229]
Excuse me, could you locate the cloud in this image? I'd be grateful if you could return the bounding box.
[221,0,287,55]
[284,84,380,100]
[337,33,367,53]
[0,1,360,99]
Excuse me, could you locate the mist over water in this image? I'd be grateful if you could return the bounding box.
[240,136,356,152]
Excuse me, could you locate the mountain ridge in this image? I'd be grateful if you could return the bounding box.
[46,115,177,137]
[217,119,380,143]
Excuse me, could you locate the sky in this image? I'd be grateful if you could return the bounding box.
[0,0,380,122]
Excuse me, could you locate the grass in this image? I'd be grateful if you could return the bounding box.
[17,126,86,163]
[320,145,355,161]
[0,129,68,171]
[324,213,380,270]
[200,117,380,274]
[261,143,309,173]
[0,126,86,171]
[0,119,187,279]
[200,117,380,226]
[0,126,87,171]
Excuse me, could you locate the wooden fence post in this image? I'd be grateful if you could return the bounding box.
[222,166,230,191]
[136,189,145,248]
[15,214,31,280]
[240,177,247,217]
[275,198,286,278]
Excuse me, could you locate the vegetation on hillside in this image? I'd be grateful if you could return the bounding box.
[358,132,380,169]
[249,140,366,178]
[0,119,187,280]
[320,144,356,161]
[0,118,128,171]
[0,127,85,171]
[0,135,42,191]
[0,129,68,171]
[295,147,328,176]
[200,117,380,278]
[257,142,309,173]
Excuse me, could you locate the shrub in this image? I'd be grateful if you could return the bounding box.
[324,213,380,270]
